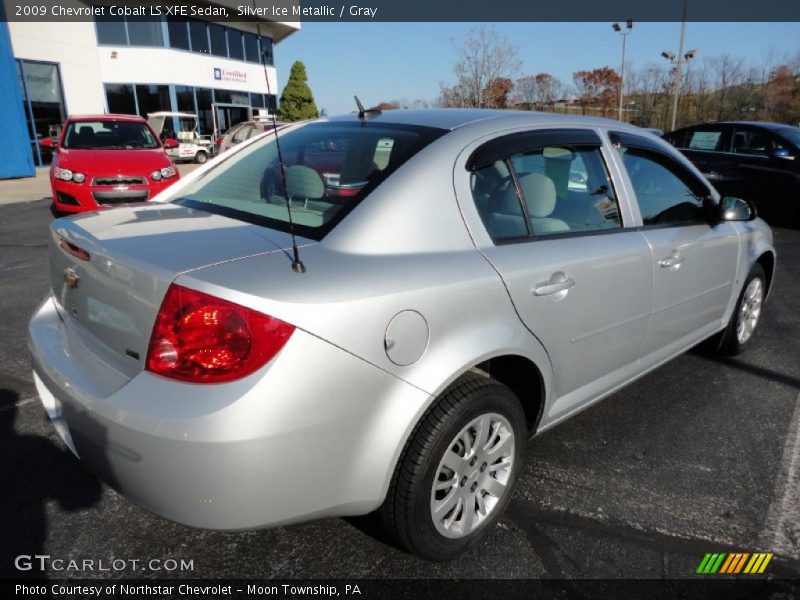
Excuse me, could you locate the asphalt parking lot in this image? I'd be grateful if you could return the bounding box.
[1,190,799,582]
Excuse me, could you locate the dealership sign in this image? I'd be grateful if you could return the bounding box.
[213,67,247,84]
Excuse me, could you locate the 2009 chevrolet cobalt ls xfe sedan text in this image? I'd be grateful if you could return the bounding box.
[29,110,775,560]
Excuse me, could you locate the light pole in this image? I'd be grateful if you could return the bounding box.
[612,20,633,122]
[661,0,697,131]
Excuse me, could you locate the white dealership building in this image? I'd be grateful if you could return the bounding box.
[6,1,299,167]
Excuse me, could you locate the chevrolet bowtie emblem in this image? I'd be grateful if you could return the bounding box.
[63,267,80,289]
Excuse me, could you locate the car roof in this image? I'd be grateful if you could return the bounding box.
[148,111,198,119]
[323,108,631,131]
[67,114,147,122]
[683,120,799,132]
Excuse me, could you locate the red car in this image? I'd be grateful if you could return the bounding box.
[46,114,180,215]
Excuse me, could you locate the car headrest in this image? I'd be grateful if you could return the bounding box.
[77,126,95,138]
[285,165,325,200]
[517,173,556,218]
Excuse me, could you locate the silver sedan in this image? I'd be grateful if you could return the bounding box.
[29,109,774,560]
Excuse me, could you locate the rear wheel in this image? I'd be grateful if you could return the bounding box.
[378,373,526,561]
[194,151,208,164]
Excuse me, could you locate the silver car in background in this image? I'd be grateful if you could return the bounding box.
[29,110,774,560]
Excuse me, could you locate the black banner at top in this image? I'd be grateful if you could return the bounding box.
[2,0,800,22]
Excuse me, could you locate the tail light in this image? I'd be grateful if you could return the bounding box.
[146,284,294,383]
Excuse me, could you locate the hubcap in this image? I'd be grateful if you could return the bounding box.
[736,278,763,344]
[430,413,515,538]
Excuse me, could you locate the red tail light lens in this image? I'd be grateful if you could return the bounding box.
[146,284,294,383]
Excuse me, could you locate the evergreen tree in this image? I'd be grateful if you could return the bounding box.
[277,61,319,121]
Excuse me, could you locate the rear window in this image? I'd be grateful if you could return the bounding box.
[62,120,159,150]
[173,121,444,240]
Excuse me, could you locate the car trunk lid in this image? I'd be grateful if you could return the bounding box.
[49,202,304,370]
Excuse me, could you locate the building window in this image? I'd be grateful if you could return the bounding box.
[135,84,170,117]
[95,18,127,45]
[175,86,196,113]
[250,93,265,108]
[105,84,137,115]
[167,18,190,51]
[209,23,228,57]
[126,19,164,46]
[228,29,244,60]
[243,32,259,63]
[188,20,209,54]
[17,60,66,166]
[260,37,274,66]
[195,87,214,134]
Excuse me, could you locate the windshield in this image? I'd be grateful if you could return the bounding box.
[173,121,445,240]
[778,129,800,149]
[62,120,160,150]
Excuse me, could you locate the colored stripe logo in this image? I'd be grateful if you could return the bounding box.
[696,552,773,574]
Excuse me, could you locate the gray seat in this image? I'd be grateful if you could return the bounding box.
[516,173,570,234]
[285,165,325,207]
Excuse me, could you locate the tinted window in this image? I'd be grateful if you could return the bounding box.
[105,84,136,115]
[243,32,259,62]
[63,120,158,150]
[621,149,706,226]
[173,122,444,240]
[126,20,164,46]
[188,20,209,54]
[167,19,190,51]
[95,19,127,45]
[732,128,776,156]
[135,84,170,116]
[209,23,227,57]
[260,36,274,65]
[686,129,724,151]
[175,86,195,113]
[227,29,244,60]
[473,146,621,241]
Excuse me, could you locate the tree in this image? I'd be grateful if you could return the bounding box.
[483,77,514,108]
[515,75,538,109]
[572,67,621,117]
[449,25,522,108]
[277,61,319,121]
[533,73,565,110]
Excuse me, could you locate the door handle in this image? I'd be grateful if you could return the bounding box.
[658,251,684,270]
[533,272,575,297]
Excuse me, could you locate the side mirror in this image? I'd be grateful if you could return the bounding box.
[39,137,57,149]
[770,147,795,160]
[720,196,756,222]
[163,138,179,149]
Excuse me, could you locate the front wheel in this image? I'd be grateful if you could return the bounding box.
[714,264,766,356]
[194,151,208,164]
[378,374,526,561]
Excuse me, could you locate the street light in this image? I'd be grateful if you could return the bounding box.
[661,0,696,132]
[612,19,634,122]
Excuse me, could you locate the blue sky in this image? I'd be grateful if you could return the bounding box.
[275,22,800,115]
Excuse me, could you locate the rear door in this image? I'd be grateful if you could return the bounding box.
[460,128,652,417]
[672,124,733,193]
[610,131,739,358]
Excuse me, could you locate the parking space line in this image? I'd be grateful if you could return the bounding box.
[761,392,800,561]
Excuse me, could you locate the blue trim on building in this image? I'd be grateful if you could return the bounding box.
[0,17,36,179]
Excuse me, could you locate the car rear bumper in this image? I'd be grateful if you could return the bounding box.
[51,177,177,213]
[28,295,430,530]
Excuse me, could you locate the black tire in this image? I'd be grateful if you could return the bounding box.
[711,264,767,356]
[378,373,526,561]
[194,151,208,164]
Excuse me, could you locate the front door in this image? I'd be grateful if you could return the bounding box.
[613,135,739,357]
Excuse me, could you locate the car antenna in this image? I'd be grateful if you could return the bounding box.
[354,96,381,126]
[253,4,305,274]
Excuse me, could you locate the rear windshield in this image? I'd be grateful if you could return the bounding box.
[62,120,159,150]
[173,121,445,240]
